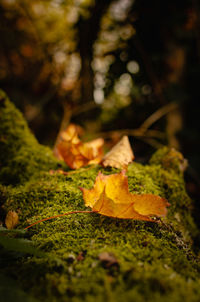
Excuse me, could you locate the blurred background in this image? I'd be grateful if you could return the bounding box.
[0,0,200,220]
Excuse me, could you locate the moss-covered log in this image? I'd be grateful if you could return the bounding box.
[0,90,200,302]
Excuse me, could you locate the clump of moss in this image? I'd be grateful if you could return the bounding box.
[0,90,64,185]
[150,147,188,175]
[0,92,200,302]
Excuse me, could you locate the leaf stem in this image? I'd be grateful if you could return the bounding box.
[24,210,94,230]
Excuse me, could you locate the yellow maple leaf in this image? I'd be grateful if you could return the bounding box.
[80,171,169,221]
[24,169,170,230]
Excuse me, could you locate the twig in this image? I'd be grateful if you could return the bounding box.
[72,101,99,117]
[91,102,177,142]
[138,137,164,149]
[140,103,178,131]
[93,129,165,140]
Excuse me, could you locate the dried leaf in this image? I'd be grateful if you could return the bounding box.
[53,124,83,160]
[60,124,83,144]
[80,171,169,221]
[55,124,104,169]
[5,211,19,229]
[102,136,134,169]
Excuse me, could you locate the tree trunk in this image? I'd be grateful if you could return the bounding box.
[0,91,200,302]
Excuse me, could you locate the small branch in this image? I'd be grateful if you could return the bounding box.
[143,129,165,139]
[93,129,165,140]
[91,102,177,142]
[140,103,178,132]
[72,101,98,117]
[138,137,164,149]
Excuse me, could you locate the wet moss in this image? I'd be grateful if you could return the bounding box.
[0,91,200,302]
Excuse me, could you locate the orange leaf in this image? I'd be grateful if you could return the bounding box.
[80,171,169,221]
[55,124,104,169]
[102,136,134,169]
[60,124,83,144]
[5,211,19,229]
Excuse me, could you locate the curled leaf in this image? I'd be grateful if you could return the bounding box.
[102,136,134,169]
[60,124,83,143]
[80,171,169,221]
[5,211,19,229]
[55,124,104,169]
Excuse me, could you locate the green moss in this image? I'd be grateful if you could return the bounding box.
[0,90,65,185]
[0,91,200,302]
[149,147,188,175]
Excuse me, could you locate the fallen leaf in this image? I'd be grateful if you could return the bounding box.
[53,124,83,160]
[80,171,169,221]
[60,124,83,144]
[55,124,104,169]
[5,211,19,229]
[102,136,134,169]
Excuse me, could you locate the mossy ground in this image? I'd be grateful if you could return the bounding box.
[0,90,200,302]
